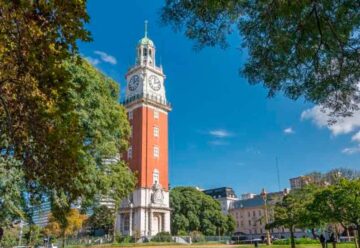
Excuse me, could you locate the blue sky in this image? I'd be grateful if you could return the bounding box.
[79,0,360,195]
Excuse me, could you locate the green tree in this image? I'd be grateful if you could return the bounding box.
[161,0,360,118]
[0,157,25,226]
[170,187,232,236]
[44,209,87,248]
[87,205,114,235]
[311,179,360,248]
[47,57,135,242]
[226,215,236,235]
[0,0,92,224]
[268,192,304,248]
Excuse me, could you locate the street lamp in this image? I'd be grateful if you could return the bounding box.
[260,188,271,245]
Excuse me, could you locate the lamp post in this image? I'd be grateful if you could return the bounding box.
[261,188,271,245]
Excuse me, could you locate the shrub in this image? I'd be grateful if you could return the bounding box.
[190,231,205,243]
[0,228,19,248]
[177,230,188,236]
[152,232,172,242]
[121,235,132,243]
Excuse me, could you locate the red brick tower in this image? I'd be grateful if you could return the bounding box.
[117,21,171,238]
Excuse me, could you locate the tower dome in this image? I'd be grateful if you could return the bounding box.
[138,20,154,47]
[138,36,154,47]
[135,20,156,67]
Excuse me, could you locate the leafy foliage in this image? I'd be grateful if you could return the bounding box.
[86,205,114,235]
[151,231,172,242]
[269,191,308,248]
[43,209,87,247]
[190,230,205,243]
[170,187,235,236]
[0,157,25,226]
[161,0,360,118]
[311,179,360,247]
[0,227,18,248]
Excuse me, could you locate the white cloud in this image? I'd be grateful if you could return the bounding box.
[342,145,360,155]
[301,105,360,136]
[85,56,100,66]
[352,131,360,142]
[209,129,233,138]
[283,127,294,134]
[94,51,117,65]
[301,105,360,154]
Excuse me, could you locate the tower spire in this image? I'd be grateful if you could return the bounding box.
[144,20,148,38]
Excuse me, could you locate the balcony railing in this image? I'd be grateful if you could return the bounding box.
[121,93,171,109]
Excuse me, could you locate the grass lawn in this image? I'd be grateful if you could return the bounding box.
[69,242,357,248]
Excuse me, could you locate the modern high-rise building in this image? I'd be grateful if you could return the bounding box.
[117,22,171,237]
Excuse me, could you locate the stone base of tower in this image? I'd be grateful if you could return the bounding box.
[116,187,171,238]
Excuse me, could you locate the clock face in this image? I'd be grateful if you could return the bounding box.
[148,75,161,91]
[128,75,140,91]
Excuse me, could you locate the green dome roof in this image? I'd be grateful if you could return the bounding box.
[138,36,154,46]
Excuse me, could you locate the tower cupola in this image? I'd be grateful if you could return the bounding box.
[136,20,156,67]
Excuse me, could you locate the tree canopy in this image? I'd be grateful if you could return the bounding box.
[161,0,360,118]
[170,187,235,236]
[86,205,114,235]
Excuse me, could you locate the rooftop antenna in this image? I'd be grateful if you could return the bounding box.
[144,20,148,38]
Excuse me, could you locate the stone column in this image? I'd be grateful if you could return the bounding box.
[148,209,152,237]
[164,211,171,233]
[129,205,133,236]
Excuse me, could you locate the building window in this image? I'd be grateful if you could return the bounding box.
[248,212,250,217]
[154,110,159,119]
[153,169,159,185]
[123,214,130,231]
[128,147,132,159]
[253,210,256,217]
[128,111,133,120]
[241,221,244,226]
[248,220,251,225]
[154,126,159,137]
[130,126,133,138]
[154,146,159,158]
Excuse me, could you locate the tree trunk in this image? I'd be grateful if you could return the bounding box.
[356,225,360,248]
[113,206,118,243]
[61,230,66,248]
[290,226,295,248]
[311,228,317,239]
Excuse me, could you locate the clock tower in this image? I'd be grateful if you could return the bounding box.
[117,21,171,238]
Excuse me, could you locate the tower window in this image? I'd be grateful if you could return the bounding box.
[154,126,159,137]
[128,111,133,120]
[154,146,159,158]
[153,169,159,185]
[143,48,147,56]
[154,110,159,119]
[128,147,132,159]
